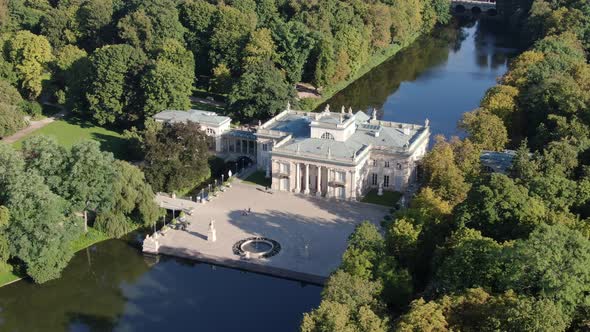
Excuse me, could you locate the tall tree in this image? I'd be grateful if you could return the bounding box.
[208,5,256,73]
[243,28,277,68]
[0,144,79,283]
[459,109,509,151]
[271,20,315,84]
[143,121,210,193]
[0,103,25,138]
[2,30,53,99]
[20,135,67,192]
[228,61,294,120]
[95,160,160,237]
[178,0,217,75]
[140,59,193,118]
[501,223,590,318]
[77,0,114,50]
[60,141,116,233]
[455,173,546,241]
[117,0,185,51]
[85,44,146,125]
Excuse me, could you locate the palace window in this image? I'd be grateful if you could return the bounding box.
[372,160,377,167]
[397,163,402,170]
[321,132,335,140]
[335,171,345,182]
[384,175,390,187]
[385,161,390,168]
[206,128,215,136]
[372,173,378,186]
[262,144,268,151]
[279,163,289,173]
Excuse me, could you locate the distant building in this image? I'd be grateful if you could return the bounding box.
[153,109,231,152]
[152,104,431,200]
[480,150,517,174]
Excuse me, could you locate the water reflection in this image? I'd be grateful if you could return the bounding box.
[321,18,519,140]
[0,240,321,332]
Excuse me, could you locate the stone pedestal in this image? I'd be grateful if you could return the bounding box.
[142,234,160,253]
[207,229,217,242]
[207,220,217,242]
[378,184,383,196]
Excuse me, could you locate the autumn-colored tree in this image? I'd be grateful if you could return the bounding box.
[2,31,53,99]
[459,109,509,151]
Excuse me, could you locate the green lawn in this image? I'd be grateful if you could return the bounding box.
[0,265,21,287]
[13,116,129,160]
[362,189,402,207]
[243,171,271,187]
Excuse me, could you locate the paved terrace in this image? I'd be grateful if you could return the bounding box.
[154,181,389,284]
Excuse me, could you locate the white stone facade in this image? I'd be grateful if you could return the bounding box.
[258,106,430,201]
[154,107,430,201]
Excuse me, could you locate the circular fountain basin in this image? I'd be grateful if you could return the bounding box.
[233,237,281,259]
[240,239,274,258]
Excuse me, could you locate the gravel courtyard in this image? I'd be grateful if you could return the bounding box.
[155,180,390,282]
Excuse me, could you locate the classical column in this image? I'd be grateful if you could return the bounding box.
[350,170,357,201]
[296,163,301,192]
[326,168,333,198]
[290,162,297,192]
[304,164,310,194]
[316,165,322,197]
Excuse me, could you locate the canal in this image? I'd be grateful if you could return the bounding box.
[322,18,519,140]
[0,18,519,332]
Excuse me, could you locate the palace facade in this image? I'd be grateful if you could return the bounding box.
[153,105,430,201]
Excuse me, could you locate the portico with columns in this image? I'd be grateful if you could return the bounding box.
[264,104,430,201]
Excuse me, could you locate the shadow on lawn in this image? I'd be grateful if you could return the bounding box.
[92,133,129,160]
[63,115,97,129]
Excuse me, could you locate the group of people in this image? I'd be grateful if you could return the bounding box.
[241,207,252,216]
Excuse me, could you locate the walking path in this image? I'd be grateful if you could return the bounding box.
[1,108,67,144]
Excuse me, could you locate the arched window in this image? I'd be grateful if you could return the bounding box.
[321,132,335,140]
[206,128,215,136]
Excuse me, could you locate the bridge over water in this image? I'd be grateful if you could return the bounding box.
[452,0,498,17]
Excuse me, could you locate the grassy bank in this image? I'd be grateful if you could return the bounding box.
[12,116,129,160]
[70,228,110,253]
[300,33,420,111]
[0,227,111,288]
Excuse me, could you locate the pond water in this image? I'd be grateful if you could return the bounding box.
[0,18,520,332]
[321,18,520,140]
[0,240,321,332]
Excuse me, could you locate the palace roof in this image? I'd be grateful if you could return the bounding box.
[265,109,429,162]
[153,109,230,126]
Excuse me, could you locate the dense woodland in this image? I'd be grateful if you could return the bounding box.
[302,0,590,331]
[0,0,452,134]
[0,0,452,284]
[0,137,160,283]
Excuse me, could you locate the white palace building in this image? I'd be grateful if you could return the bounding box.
[154,104,430,200]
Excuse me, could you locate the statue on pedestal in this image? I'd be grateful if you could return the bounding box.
[378,183,383,196]
[207,220,217,242]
